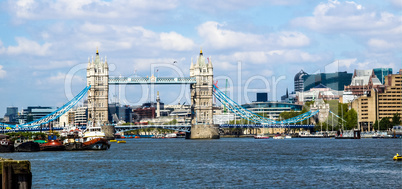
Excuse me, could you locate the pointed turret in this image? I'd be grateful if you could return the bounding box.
[91,56,94,67]
[104,56,108,68]
[208,56,213,68]
[190,57,194,69]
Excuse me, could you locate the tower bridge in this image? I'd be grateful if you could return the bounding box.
[1,49,326,138]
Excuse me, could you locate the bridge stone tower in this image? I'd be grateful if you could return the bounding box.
[87,49,109,125]
[189,50,219,139]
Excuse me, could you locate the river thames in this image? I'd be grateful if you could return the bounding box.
[1,138,401,188]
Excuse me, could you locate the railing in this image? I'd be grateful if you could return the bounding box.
[0,86,91,129]
[220,124,315,129]
[213,85,319,125]
[109,77,196,84]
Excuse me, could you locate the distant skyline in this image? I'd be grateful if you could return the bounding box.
[0,0,401,116]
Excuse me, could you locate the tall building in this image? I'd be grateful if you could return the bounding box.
[20,106,56,124]
[303,71,352,91]
[344,69,382,96]
[351,69,402,131]
[373,68,392,84]
[294,70,308,92]
[189,49,219,139]
[87,49,109,124]
[3,107,18,123]
[189,49,213,125]
[58,109,75,127]
[296,84,342,104]
[75,107,88,126]
[256,93,268,102]
[108,103,133,123]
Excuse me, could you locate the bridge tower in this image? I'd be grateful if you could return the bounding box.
[87,49,109,124]
[189,49,219,139]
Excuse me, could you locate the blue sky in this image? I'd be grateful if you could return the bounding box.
[0,0,401,116]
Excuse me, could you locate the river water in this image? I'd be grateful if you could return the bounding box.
[1,138,401,188]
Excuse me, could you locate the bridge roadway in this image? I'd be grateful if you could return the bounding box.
[108,76,196,85]
[0,124,314,133]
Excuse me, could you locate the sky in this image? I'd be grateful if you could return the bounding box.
[0,0,401,116]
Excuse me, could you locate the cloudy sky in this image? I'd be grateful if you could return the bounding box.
[0,0,401,116]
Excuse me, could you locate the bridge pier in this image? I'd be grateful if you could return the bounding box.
[189,124,220,139]
[101,125,115,140]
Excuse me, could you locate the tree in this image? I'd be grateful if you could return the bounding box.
[379,117,392,130]
[345,108,357,130]
[391,113,401,126]
[373,120,379,131]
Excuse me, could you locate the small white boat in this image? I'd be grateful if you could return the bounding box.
[165,133,177,138]
[285,135,292,139]
[273,135,284,139]
[254,134,269,139]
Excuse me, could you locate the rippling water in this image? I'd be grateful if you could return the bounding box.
[1,138,401,188]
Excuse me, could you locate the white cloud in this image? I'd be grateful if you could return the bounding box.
[46,72,84,84]
[0,65,6,78]
[8,0,179,21]
[185,0,302,12]
[198,21,264,50]
[159,32,196,51]
[389,0,402,8]
[337,58,357,68]
[291,0,401,35]
[1,37,52,56]
[367,38,396,50]
[198,21,310,50]
[216,50,324,65]
[32,60,79,70]
[68,24,195,52]
[269,32,310,48]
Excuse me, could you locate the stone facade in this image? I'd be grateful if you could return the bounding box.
[87,49,109,124]
[189,50,219,139]
[351,69,402,131]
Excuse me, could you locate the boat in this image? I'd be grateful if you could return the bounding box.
[34,140,47,144]
[40,135,65,151]
[152,134,166,139]
[393,153,402,161]
[165,133,177,138]
[254,134,269,139]
[110,139,117,142]
[117,140,126,143]
[14,138,40,152]
[81,126,110,150]
[285,135,292,139]
[273,134,284,139]
[63,134,84,151]
[0,135,14,152]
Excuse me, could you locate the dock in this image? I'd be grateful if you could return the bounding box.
[0,158,32,189]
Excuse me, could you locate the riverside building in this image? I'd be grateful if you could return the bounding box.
[351,69,402,131]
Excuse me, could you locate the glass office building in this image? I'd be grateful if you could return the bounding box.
[302,71,352,91]
[294,70,308,92]
[373,68,392,84]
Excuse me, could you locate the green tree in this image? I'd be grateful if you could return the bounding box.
[373,120,379,131]
[379,117,392,130]
[345,108,357,130]
[391,113,401,126]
